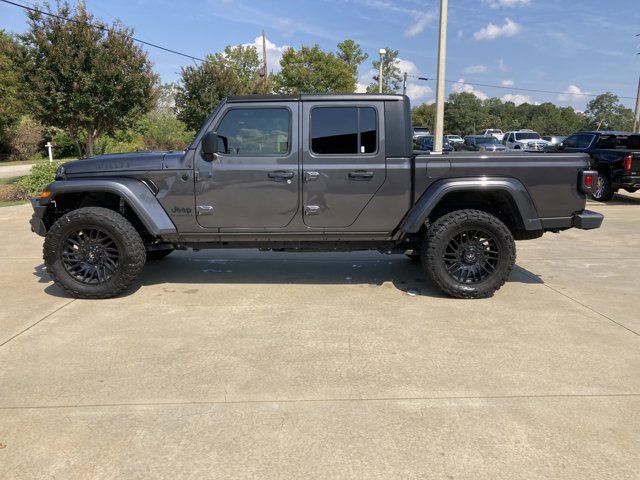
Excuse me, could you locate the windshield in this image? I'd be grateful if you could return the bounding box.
[515,132,541,141]
[448,135,462,140]
[477,137,500,145]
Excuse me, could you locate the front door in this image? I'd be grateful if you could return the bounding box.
[195,103,299,229]
[301,102,386,228]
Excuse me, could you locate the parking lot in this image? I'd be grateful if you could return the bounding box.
[1,194,639,479]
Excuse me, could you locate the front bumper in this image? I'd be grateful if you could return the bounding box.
[572,210,604,230]
[30,197,49,237]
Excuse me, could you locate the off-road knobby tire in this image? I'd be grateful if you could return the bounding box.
[592,173,614,202]
[146,248,174,261]
[43,207,146,299]
[421,209,516,299]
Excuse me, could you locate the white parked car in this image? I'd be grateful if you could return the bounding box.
[480,129,504,142]
[445,134,464,147]
[503,130,549,152]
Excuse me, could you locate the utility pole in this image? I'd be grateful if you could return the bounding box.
[378,49,386,94]
[402,72,408,96]
[262,30,268,92]
[432,0,448,154]
[633,75,640,133]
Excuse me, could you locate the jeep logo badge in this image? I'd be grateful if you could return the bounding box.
[171,206,192,216]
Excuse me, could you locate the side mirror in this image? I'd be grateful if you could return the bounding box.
[201,131,218,161]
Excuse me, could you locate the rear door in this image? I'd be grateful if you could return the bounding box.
[194,102,299,229]
[301,101,385,228]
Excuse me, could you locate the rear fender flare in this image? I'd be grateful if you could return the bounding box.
[42,178,177,236]
[400,177,542,233]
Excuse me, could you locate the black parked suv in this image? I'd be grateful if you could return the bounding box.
[555,131,640,201]
[30,94,603,300]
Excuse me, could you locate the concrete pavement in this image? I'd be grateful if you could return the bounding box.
[0,195,639,479]
[0,163,34,179]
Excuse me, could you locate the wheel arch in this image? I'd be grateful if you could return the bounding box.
[40,178,177,238]
[400,178,542,234]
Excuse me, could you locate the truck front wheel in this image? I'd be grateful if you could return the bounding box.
[421,210,516,299]
[43,207,146,299]
[592,173,614,202]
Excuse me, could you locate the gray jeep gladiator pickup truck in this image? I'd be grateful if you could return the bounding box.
[30,94,603,299]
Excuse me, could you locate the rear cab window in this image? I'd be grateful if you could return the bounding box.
[311,107,378,155]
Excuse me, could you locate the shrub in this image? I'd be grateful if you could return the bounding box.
[15,161,61,197]
[140,113,193,151]
[7,116,44,161]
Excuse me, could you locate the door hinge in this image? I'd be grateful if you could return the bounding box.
[304,205,320,215]
[304,171,320,182]
[196,205,214,216]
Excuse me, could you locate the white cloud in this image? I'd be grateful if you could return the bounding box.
[502,93,533,105]
[356,82,368,93]
[451,78,488,100]
[473,18,522,41]
[406,83,433,101]
[497,59,508,71]
[396,58,420,76]
[501,79,515,87]
[481,0,530,8]
[405,11,437,37]
[558,84,588,102]
[463,64,489,74]
[241,36,289,73]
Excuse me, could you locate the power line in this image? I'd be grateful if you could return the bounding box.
[407,74,636,101]
[0,0,210,64]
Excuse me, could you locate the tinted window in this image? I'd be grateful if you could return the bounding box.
[311,107,378,155]
[360,108,377,154]
[515,132,541,141]
[217,108,290,156]
[563,135,579,148]
[576,134,595,149]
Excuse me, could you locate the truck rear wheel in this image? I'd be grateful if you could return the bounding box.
[43,207,146,299]
[592,173,614,202]
[421,210,516,299]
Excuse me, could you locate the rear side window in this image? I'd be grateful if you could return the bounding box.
[216,108,290,156]
[311,107,378,155]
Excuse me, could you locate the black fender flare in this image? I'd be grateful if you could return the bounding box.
[41,178,177,236]
[400,177,542,233]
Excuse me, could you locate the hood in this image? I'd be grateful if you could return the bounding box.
[61,151,169,175]
[516,138,549,145]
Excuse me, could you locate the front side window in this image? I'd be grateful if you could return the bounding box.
[576,134,595,149]
[216,108,290,156]
[311,107,378,155]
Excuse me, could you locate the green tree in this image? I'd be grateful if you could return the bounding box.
[20,2,157,158]
[412,103,436,131]
[336,39,368,85]
[0,30,24,157]
[444,92,488,135]
[175,45,263,131]
[585,93,634,131]
[273,45,355,94]
[366,48,402,93]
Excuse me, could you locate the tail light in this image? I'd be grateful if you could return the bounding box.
[623,154,632,172]
[579,170,597,194]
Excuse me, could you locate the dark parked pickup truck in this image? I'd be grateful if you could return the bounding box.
[30,94,603,300]
[554,131,640,201]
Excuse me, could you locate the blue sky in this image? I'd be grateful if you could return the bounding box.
[1,0,639,110]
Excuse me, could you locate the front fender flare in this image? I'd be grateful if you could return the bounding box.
[400,177,542,233]
[41,178,177,236]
